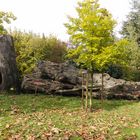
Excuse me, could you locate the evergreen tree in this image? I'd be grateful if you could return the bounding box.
[121,0,140,46]
[121,0,140,70]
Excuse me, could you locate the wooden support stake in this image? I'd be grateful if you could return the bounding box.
[101,72,104,102]
[82,72,85,109]
[89,72,93,112]
[85,72,89,112]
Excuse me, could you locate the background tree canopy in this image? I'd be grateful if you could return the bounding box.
[10,30,67,75]
[120,0,140,80]
[0,11,16,34]
[121,0,140,46]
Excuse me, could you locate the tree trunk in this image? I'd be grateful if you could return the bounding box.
[82,72,85,109]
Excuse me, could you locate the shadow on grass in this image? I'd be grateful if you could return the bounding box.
[92,99,138,111]
[0,92,138,115]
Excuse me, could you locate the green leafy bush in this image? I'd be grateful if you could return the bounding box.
[10,30,67,75]
[123,67,140,81]
[106,65,124,79]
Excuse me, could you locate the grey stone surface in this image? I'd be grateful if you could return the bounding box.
[22,61,140,99]
[22,61,82,94]
[93,73,140,100]
[0,35,19,91]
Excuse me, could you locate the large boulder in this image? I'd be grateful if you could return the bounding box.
[35,61,81,85]
[22,61,82,94]
[93,73,140,100]
[0,35,20,91]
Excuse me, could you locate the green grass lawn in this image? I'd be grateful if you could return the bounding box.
[0,93,139,140]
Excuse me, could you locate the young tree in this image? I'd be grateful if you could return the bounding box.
[65,0,116,111]
[0,11,16,34]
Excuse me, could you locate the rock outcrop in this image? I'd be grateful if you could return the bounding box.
[93,73,140,100]
[22,61,82,94]
[22,61,140,99]
[0,35,19,91]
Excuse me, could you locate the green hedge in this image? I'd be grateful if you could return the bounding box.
[107,65,140,81]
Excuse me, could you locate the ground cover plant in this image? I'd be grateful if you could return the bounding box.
[0,93,139,140]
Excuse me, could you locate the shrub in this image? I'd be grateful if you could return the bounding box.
[10,30,67,75]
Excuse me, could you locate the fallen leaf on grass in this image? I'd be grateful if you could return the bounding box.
[8,134,22,140]
[5,124,10,129]
[90,126,97,131]
[41,132,52,139]
[51,127,61,134]
[27,135,36,140]
[94,134,106,140]
[113,130,120,135]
